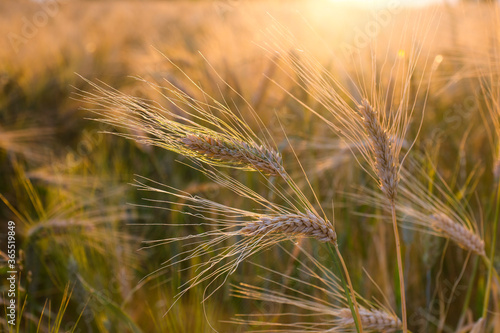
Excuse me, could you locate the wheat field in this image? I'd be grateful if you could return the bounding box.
[1,0,500,332]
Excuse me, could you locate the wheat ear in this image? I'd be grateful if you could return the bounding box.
[79,77,284,176]
[430,213,485,256]
[359,99,399,201]
[240,211,337,244]
[181,134,283,176]
[337,307,401,332]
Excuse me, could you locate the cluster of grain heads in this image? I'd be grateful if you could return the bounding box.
[353,155,500,331]
[78,69,368,329]
[262,22,441,331]
[80,24,446,329]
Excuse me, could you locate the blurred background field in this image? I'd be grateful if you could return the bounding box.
[1,0,500,332]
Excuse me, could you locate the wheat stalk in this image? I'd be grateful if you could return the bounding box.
[337,307,402,332]
[430,213,485,256]
[240,210,337,243]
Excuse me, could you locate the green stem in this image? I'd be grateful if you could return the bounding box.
[458,256,479,329]
[328,243,363,333]
[482,181,500,318]
[481,255,500,287]
[391,201,407,333]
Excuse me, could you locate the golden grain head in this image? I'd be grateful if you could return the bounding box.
[337,307,402,332]
[430,213,485,256]
[181,133,283,176]
[359,99,399,201]
[240,210,337,244]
